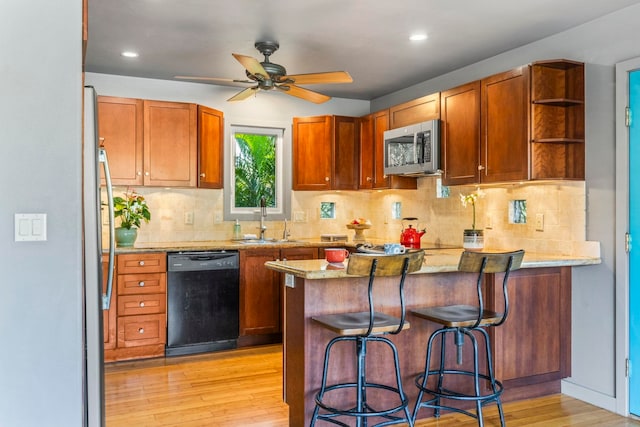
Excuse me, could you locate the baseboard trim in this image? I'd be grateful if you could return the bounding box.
[561,379,619,414]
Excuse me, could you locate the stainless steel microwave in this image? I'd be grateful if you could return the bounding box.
[383,119,441,176]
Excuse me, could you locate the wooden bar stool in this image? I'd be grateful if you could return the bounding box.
[310,250,425,427]
[411,250,524,427]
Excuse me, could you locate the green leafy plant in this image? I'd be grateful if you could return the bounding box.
[113,189,151,229]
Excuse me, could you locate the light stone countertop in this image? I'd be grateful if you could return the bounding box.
[264,248,601,279]
[110,238,357,254]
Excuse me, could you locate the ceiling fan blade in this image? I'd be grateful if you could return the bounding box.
[277,84,331,104]
[283,71,353,85]
[227,87,259,102]
[175,76,253,84]
[232,54,270,80]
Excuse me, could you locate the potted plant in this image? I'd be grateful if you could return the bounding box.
[460,191,484,250]
[113,189,151,247]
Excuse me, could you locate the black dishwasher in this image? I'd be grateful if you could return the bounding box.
[166,251,239,357]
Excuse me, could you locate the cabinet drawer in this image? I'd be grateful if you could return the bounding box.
[117,314,166,348]
[118,272,166,295]
[117,253,166,274]
[118,293,166,316]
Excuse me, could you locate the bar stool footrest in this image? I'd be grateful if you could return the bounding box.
[315,382,410,425]
[415,370,504,403]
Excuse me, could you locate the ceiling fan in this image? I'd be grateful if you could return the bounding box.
[176,41,353,104]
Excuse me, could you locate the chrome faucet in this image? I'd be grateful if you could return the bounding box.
[259,196,267,241]
[282,219,290,241]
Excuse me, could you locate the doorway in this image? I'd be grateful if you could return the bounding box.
[615,57,640,418]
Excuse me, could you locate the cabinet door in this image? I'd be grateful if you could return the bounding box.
[441,81,481,186]
[239,248,281,335]
[481,66,530,183]
[97,96,144,186]
[389,93,440,129]
[359,113,375,189]
[102,255,116,350]
[281,247,319,261]
[292,116,332,190]
[143,100,197,187]
[333,116,359,190]
[490,267,571,384]
[198,105,224,189]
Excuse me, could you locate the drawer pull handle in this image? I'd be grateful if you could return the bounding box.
[138,328,144,334]
[138,281,145,287]
[139,260,145,266]
[139,302,145,307]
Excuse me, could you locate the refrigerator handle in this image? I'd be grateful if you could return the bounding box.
[99,146,115,310]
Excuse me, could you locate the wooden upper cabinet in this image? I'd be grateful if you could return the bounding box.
[389,93,440,129]
[143,100,198,187]
[332,116,359,191]
[97,96,144,186]
[359,113,375,189]
[481,66,530,183]
[292,115,359,191]
[197,105,224,189]
[441,67,530,186]
[441,81,481,186]
[293,115,332,191]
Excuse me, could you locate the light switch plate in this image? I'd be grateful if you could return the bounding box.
[14,213,47,241]
[535,213,544,231]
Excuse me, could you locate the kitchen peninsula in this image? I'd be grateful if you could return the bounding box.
[265,249,600,425]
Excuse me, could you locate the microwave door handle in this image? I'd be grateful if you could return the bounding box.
[413,133,419,164]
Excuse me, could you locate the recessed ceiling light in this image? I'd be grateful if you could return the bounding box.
[409,34,428,41]
[121,51,139,58]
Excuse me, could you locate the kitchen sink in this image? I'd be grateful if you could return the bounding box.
[238,239,302,244]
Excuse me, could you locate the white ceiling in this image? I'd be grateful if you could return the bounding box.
[85,0,640,101]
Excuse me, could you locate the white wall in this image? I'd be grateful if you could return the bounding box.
[372,4,640,411]
[0,1,85,426]
[85,72,370,123]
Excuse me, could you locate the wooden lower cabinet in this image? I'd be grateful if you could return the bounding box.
[104,252,167,362]
[238,247,319,347]
[489,266,571,397]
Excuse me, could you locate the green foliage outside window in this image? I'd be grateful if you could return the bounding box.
[234,132,276,208]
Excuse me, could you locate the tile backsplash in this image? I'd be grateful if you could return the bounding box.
[104,178,593,256]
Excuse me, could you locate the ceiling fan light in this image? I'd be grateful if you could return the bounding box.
[409,34,428,41]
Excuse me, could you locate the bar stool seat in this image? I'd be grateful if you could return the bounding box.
[411,250,524,427]
[310,250,425,427]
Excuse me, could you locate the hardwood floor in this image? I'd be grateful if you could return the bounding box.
[105,344,640,427]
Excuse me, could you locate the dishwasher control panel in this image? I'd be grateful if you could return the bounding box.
[167,251,239,271]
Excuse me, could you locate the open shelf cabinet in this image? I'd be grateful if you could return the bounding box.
[530,59,585,179]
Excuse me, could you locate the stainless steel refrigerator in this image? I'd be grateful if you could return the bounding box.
[83,85,115,427]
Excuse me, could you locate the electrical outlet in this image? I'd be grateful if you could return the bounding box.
[535,213,544,231]
[485,215,493,229]
[184,211,194,225]
[214,212,222,224]
[293,211,307,222]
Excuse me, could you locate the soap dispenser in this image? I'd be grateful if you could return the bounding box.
[233,219,242,239]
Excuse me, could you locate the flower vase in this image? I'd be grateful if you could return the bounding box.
[115,227,138,248]
[463,229,484,251]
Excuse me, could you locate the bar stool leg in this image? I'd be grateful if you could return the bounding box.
[356,337,366,427]
[477,327,505,427]
[464,329,484,427]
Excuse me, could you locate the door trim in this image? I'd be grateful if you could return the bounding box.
[615,56,640,417]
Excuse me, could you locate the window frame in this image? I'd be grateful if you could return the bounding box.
[224,122,291,222]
